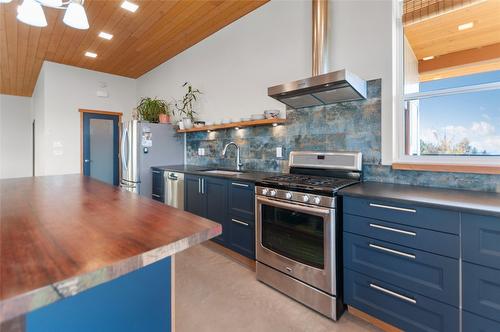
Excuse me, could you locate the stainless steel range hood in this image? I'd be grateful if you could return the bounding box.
[268,0,367,109]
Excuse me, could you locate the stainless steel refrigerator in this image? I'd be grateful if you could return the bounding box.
[120,120,184,198]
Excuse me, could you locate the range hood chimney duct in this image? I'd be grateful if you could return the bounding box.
[268,0,367,109]
[312,0,330,76]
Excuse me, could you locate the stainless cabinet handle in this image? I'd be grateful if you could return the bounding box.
[369,203,416,213]
[369,283,416,304]
[201,178,205,194]
[231,218,249,226]
[152,170,162,174]
[369,243,416,259]
[152,194,161,198]
[198,178,201,193]
[232,182,249,188]
[369,223,416,236]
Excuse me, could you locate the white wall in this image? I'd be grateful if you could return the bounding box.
[32,64,46,176]
[137,0,396,164]
[0,94,33,178]
[36,61,137,176]
[137,1,311,122]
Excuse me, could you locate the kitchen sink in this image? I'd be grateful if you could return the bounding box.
[201,169,244,175]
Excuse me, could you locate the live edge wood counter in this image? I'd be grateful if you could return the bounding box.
[0,175,222,323]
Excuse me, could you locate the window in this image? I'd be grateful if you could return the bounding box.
[397,0,500,167]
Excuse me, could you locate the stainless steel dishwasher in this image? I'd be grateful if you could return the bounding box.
[164,172,184,210]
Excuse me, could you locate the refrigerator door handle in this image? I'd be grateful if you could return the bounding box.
[121,126,128,172]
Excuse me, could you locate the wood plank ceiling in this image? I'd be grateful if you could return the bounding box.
[404,0,500,81]
[0,0,268,97]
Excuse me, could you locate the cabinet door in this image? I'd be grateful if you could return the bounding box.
[228,181,255,220]
[462,213,500,270]
[228,216,255,259]
[204,177,228,244]
[184,174,205,217]
[151,169,164,202]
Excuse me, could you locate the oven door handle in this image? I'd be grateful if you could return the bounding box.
[257,196,331,215]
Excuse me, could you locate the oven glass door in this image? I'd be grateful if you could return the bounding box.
[261,201,325,269]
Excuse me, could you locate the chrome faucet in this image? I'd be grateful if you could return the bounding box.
[222,142,243,171]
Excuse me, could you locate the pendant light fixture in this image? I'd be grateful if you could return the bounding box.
[6,0,89,30]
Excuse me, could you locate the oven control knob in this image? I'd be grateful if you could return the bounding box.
[285,192,293,199]
[261,188,269,195]
[302,195,310,203]
[313,196,321,205]
[270,190,277,197]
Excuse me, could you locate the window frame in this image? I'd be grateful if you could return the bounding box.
[393,0,500,171]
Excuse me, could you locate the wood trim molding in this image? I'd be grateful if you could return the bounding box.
[392,163,500,175]
[203,241,256,272]
[79,109,123,116]
[348,306,402,332]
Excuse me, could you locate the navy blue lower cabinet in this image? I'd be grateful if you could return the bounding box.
[228,216,255,259]
[184,174,206,217]
[344,232,459,306]
[463,261,500,322]
[463,311,500,332]
[228,181,255,220]
[344,269,459,332]
[205,177,229,245]
[462,213,500,270]
[27,258,172,332]
[343,197,459,234]
[344,214,459,258]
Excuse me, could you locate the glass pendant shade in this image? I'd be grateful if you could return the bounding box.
[17,0,47,27]
[38,0,63,7]
[63,2,89,30]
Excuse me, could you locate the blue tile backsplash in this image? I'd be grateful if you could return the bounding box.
[186,79,500,192]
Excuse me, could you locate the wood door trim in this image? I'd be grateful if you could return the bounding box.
[79,109,122,174]
[79,109,123,116]
[392,162,500,175]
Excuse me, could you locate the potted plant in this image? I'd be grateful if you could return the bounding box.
[175,82,202,129]
[137,97,171,123]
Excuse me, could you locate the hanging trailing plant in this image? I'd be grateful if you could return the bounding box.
[136,97,171,123]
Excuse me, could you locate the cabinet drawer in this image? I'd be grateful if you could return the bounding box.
[463,311,500,332]
[462,213,500,269]
[344,197,459,234]
[344,232,459,306]
[463,262,500,322]
[228,181,255,221]
[344,269,459,332]
[344,214,459,258]
[228,216,255,259]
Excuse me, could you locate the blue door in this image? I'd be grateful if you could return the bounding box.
[82,112,120,186]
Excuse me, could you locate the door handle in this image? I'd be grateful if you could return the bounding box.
[84,159,91,163]
[369,243,416,259]
[369,283,416,304]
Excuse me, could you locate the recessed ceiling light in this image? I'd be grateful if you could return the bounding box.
[98,31,113,40]
[85,51,97,58]
[422,56,434,61]
[121,1,138,12]
[458,22,474,31]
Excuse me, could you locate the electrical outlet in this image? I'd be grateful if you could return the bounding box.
[198,148,205,156]
[276,146,283,158]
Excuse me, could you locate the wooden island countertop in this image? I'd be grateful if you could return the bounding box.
[0,175,222,323]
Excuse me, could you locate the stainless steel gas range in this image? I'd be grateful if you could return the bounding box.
[255,151,362,320]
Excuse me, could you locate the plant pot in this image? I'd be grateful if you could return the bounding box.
[182,118,193,130]
[159,114,170,124]
[178,120,185,130]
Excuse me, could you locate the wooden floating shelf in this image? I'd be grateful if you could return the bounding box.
[177,118,286,133]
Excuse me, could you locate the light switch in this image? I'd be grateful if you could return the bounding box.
[276,146,283,158]
[198,148,205,156]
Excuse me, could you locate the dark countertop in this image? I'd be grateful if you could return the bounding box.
[340,181,500,217]
[152,164,279,183]
[0,175,221,322]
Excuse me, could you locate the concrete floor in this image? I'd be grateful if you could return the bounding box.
[175,244,382,332]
